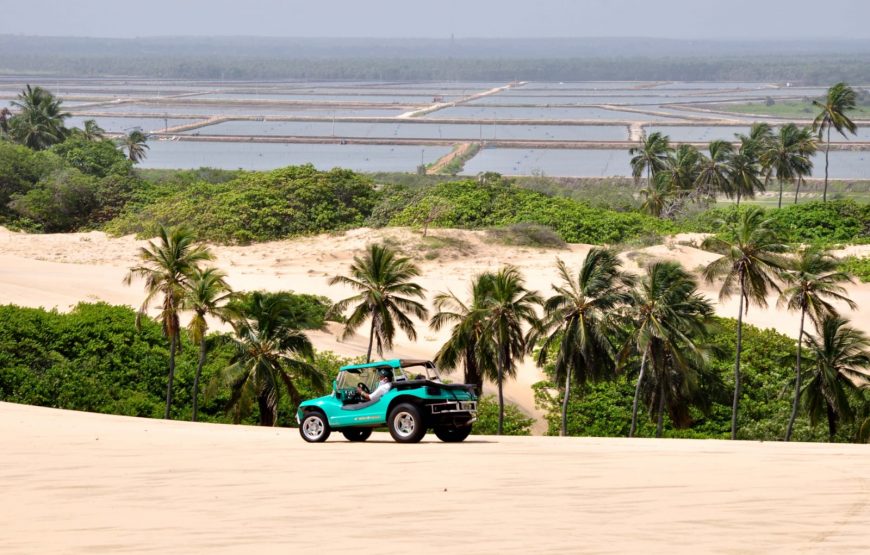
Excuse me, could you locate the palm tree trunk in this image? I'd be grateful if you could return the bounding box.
[826,402,837,441]
[629,350,647,438]
[164,333,177,420]
[465,342,482,393]
[366,317,376,363]
[823,126,831,202]
[655,381,665,438]
[192,336,207,422]
[794,177,802,204]
[785,306,806,441]
[560,371,571,437]
[777,178,783,208]
[258,395,275,427]
[497,343,506,435]
[731,283,745,440]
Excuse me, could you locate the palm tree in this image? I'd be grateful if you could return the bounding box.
[629,131,671,189]
[695,140,734,202]
[779,247,855,441]
[478,266,542,435]
[122,130,150,163]
[620,262,714,437]
[183,267,234,422]
[7,84,70,150]
[430,273,497,393]
[329,244,428,362]
[728,146,764,206]
[534,251,634,436]
[813,83,858,201]
[218,292,325,426]
[0,107,11,135]
[649,144,703,217]
[760,124,816,208]
[81,119,106,141]
[639,172,673,217]
[124,225,214,419]
[702,208,789,439]
[802,316,870,440]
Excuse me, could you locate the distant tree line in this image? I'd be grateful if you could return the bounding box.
[3,54,870,84]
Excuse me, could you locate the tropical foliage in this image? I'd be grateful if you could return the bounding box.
[329,244,428,362]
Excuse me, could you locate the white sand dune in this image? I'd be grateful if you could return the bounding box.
[3,226,870,433]
[2,401,869,554]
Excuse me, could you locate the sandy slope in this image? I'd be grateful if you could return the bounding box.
[2,401,869,554]
[3,226,870,432]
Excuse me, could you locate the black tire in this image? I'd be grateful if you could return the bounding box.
[434,425,473,443]
[388,403,427,443]
[342,428,373,442]
[299,411,331,443]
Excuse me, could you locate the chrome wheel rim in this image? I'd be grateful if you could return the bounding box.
[394,411,416,437]
[303,416,324,439]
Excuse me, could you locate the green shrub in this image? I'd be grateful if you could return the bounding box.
[390,178,676,244]
[839,255,870,283]
[473,395,535,436]
[107,164,379,243]
[692,201,870,245]
[533,317,851,441]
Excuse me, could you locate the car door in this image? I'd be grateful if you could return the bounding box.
[330,388,396,427]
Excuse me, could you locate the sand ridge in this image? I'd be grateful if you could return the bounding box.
[3,226,870,431]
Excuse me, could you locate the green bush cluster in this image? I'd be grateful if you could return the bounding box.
[388,179,677,244]
[839,256,870,283]
[473,395,535,436]
[0,137,138,231]
[107,164,379,244]
[0,302,347,425]
[693,200,870,245]
[534,318,844,442]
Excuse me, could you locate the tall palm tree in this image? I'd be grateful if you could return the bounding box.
[8,84,70,150]
[620,262,714,437]
[629,131,671,189]
[0,107,11,135]
[124,225,214,419]
[702,208,789,439]
[802,316,870,440]
[639,172,673,217]
[122,130,150,163]
[728,148,764,206]
[430,273,497,393]
[534,251,634,436]
[81,119,106,141]
[652,144,703,217]
[329,244,428,362]
[183,267,234,422]
[695,140,734,202]
[779,247,855,441]
[813,83,858,201]
[478,266,542,435]
[760,124,816,208]
[218,292,325,426]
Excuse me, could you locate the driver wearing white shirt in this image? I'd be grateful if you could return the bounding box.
[358,369,392,402]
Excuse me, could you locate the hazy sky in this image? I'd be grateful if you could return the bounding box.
[3,0,870,40]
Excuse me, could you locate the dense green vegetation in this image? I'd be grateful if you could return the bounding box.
[839,256,870,282]
[694,200,870,245]
[533,318,852,441]
[388,179,677,244]
[107,165,379,243]
[0,302,349,425]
